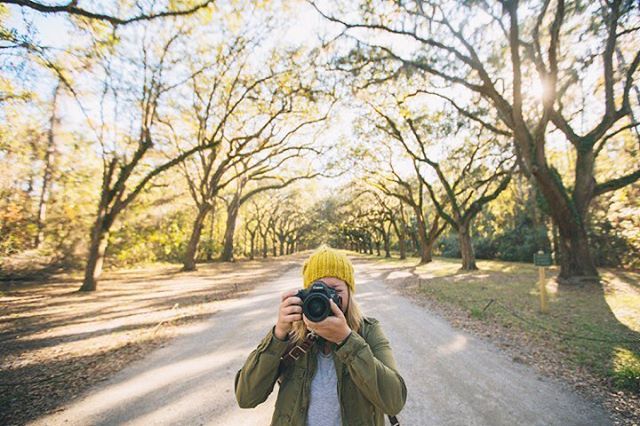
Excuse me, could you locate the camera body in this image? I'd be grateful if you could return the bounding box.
[295,280,342,322]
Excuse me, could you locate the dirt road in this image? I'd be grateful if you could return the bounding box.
[33,261,611,425]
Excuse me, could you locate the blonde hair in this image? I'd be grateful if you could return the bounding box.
[290,287,364,345]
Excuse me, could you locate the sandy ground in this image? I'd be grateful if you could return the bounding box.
[32,261,612,426]
[0,257,299,425]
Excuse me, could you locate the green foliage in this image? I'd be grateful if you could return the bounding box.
[199,237,221,261]
[611,348,640,392]
[108,211,193,266]
[588,183,640,269]
[437,212,550,263]
[493,217,550,262]
[0,200,36,255]
[588,216,636,268]
[437,233,460,258]
[469,306,485,320]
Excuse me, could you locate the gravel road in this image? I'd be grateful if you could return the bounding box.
[32,261,611,426]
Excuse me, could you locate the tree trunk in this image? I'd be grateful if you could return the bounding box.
[418,241,433,264]
[457,225,478,271]
[221,195,240,262]
[391,218,406,260]
[382,225,391,258]
[398,235,406,259]
[249,232,256,260]
[551,220,560,265]
[205,206,216,261]
[409,228,419,256]
[530,152,599,283]
[183,205,210,271]
[261,234,268,258]
[35,83,60,249]
[80,216,109,292]
[557,225,598,283]
[375,240,381,256]
[415,216,432,264]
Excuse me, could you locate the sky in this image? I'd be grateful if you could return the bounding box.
[2,0,368,196]
[2,0,609,194]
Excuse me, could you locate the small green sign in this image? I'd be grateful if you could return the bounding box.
[534,252,552,267]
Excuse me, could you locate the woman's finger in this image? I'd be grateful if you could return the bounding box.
[283,296,302,307]
[329,299,345,319]
[283,305,302,315]
[283,313,302,322]
[281,289,298,302]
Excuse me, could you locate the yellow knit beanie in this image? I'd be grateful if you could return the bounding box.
[302,245,355,292]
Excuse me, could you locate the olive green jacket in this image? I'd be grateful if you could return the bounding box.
[234,317,407,425]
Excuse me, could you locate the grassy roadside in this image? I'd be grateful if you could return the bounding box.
[355,253,640,424]
[0,254,303,425]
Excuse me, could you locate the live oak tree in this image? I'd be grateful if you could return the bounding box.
[371,170,447,264]
[380,195,410,260]
[365,189,408,259]
[33,80,60,249]
[241,197,287,260]
[339,208,374,254]
[259,204,277,258]
[270,196,307,256]
[353,121,447,263]
[171,20,330,267]
[370,99,515,270]
[313,0,640,284]
[358,187,411,259]
[243,200,262,260]
[368,204,393,258]
[176,37,289,270]
[353,190,394,257]
[219,152,324,261]
[79,25,214,291]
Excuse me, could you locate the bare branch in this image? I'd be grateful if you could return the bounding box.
[1,0,215,26]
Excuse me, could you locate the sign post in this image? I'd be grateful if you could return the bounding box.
[533,250,551,313]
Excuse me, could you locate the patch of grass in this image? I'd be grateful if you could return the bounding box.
[469,306,486,320]
[613,348,640,392]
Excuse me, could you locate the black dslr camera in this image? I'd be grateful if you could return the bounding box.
[295,280,342,322]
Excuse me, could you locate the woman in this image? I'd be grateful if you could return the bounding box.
[235,245,407,425]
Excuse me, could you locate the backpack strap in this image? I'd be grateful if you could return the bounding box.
[277,329,319,377]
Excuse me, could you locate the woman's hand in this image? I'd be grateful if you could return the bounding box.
[303,299,352,344]
[274,289,302,340]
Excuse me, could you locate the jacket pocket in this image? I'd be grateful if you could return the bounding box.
[274,366,305,422]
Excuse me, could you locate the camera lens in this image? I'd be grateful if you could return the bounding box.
[304,294,329,322]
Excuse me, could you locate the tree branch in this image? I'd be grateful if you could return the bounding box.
[1,0,216,26]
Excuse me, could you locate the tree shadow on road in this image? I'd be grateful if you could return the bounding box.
[359,256,640,422]
[0,256,299,425]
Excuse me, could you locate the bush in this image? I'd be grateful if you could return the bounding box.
[493,217,549,262]
[473,236,497,259]
[588,217,635,268]
[437,215,550,263]
[108,210,192,267]
[437,233,460,258]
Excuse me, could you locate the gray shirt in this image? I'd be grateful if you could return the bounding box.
[306,350,342,426]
